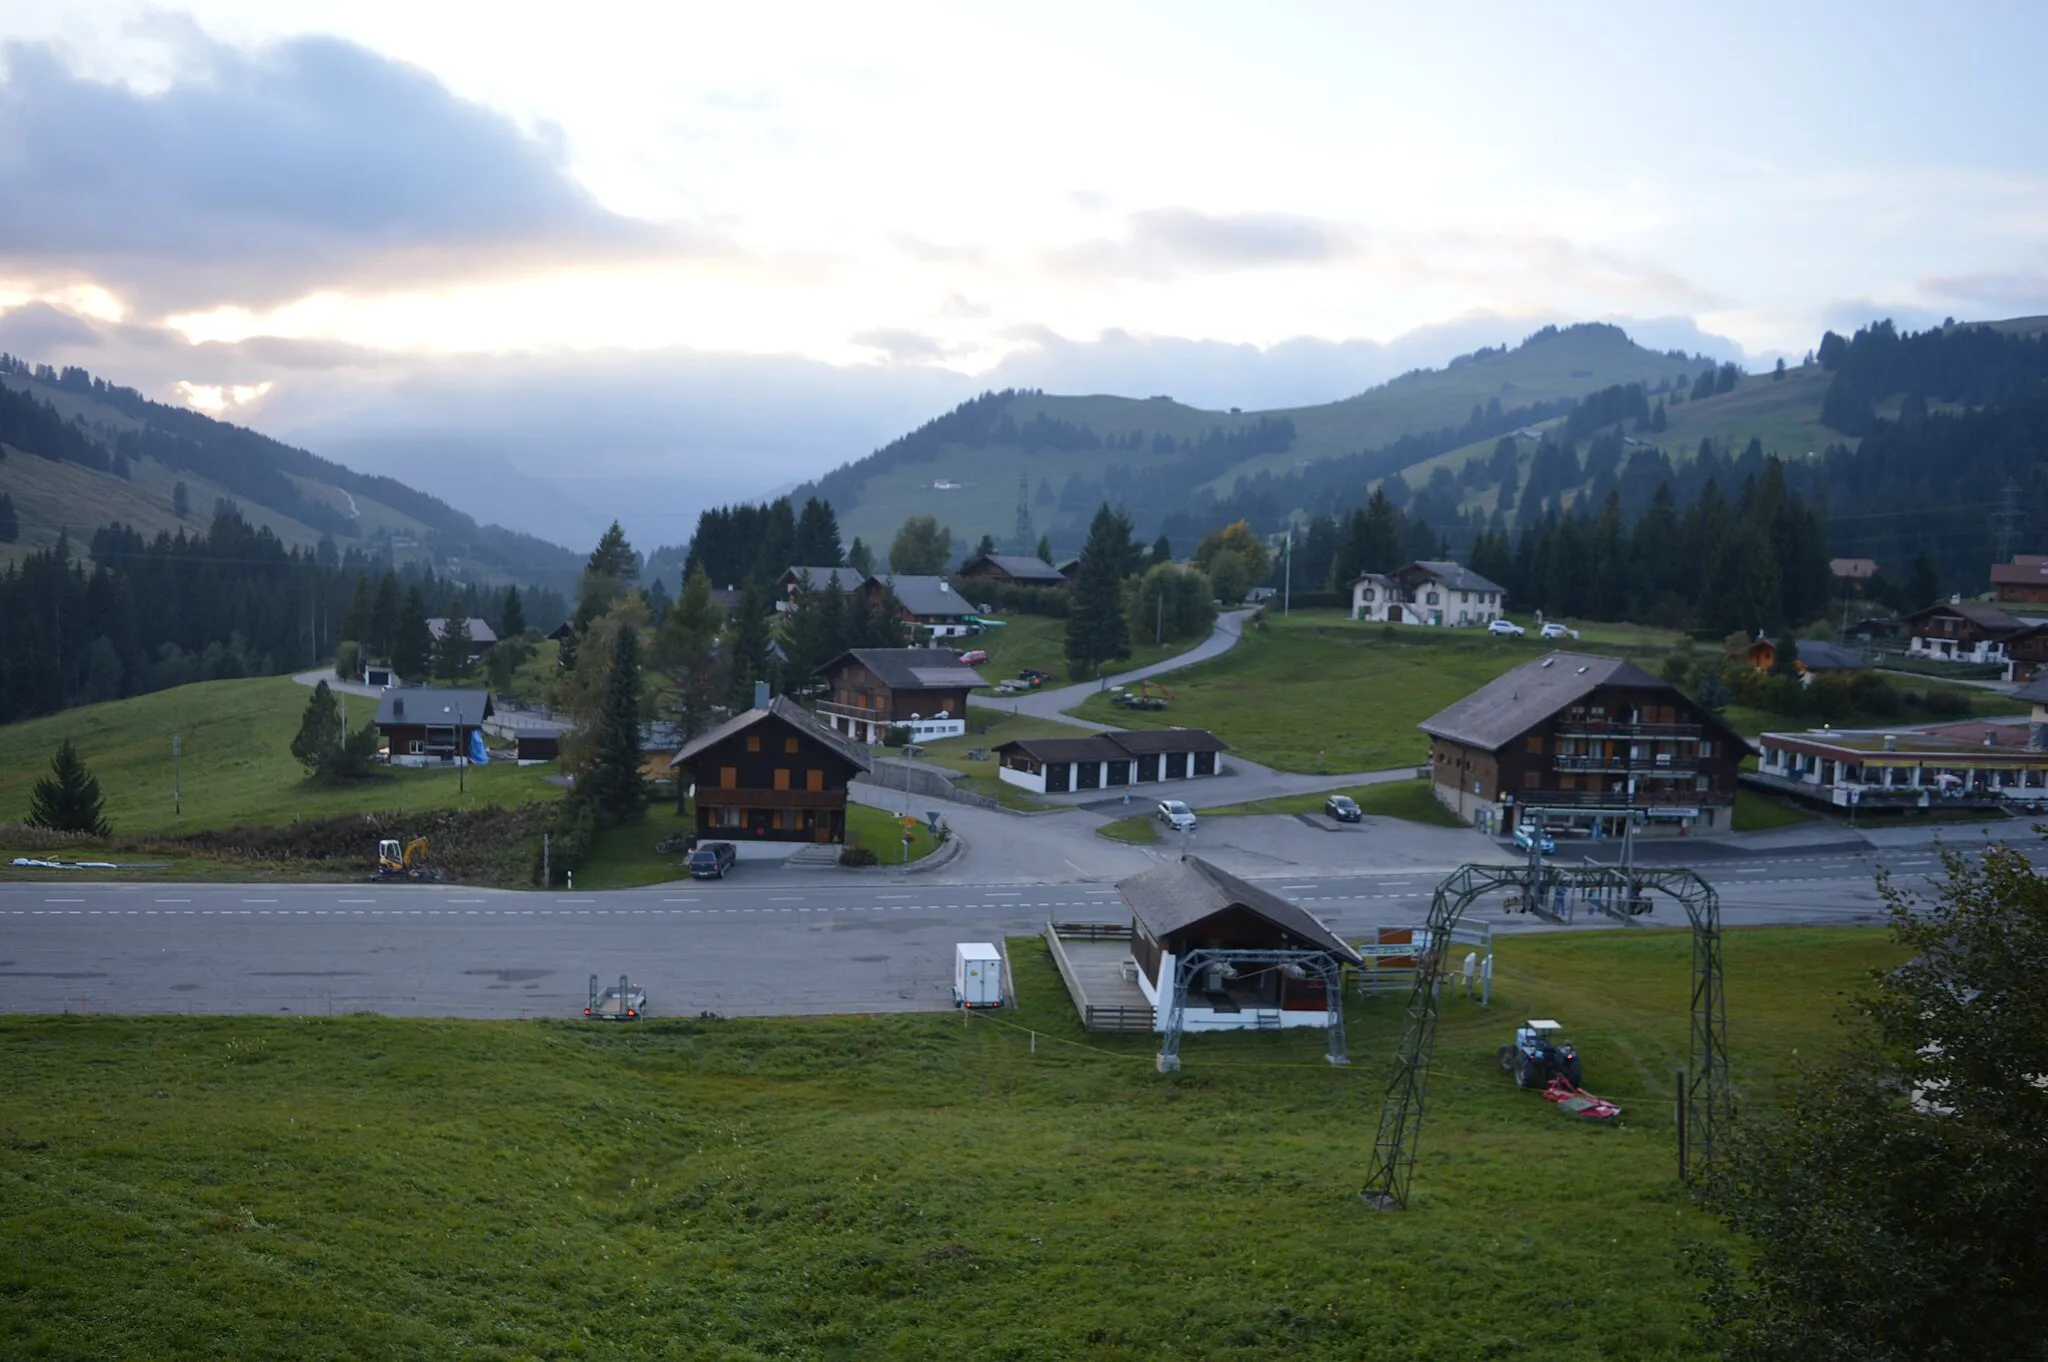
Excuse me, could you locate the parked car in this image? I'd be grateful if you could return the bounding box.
[688,841,738,879]
[1325,794,1362,822]
[957,648,989,665]
[1156,799,1197,832]
[1488,619,1526,637]
[1017,667,1053,688]
[1539,622,1580,640]
[1512,824,1557,856]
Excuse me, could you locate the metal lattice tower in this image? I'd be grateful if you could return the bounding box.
[1360,862,1727,1211]
[1015,470,1033,547]
[1992,479,2026,564]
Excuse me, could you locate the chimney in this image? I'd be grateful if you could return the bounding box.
[754,680,770,710]
[1883,733,1897,752]
[938,580,950,593]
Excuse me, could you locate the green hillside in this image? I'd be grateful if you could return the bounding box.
[0,366,580,587]
[810,324,1716,554]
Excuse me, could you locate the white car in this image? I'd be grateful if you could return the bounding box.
[1539,622,1580,640]
[1487,619,1526,637]
[1156,799,1197,832]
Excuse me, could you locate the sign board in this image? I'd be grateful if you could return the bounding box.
[1647,806,1700,820]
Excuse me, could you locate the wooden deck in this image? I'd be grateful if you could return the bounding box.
[1043,923,1156,1033]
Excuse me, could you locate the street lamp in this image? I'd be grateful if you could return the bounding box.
[905,713,920,815]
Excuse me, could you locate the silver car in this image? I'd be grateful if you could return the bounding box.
[1156,799,1197,832]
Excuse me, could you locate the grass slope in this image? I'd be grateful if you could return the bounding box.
[1068,610,1564,773]
[964,613,1199,691]
[0,926,1904,1359]
[1202,777,1465,826]
[910,704,1101,810]
[0,675,561,840]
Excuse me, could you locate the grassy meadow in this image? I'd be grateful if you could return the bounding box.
[1201,776,1465,826]
[0,925,1903,1359]
[965,612,1198,692]
[911,704,1102,810]
[0,675,563,841]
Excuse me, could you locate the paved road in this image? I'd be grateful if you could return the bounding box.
[4,836,2021,1020]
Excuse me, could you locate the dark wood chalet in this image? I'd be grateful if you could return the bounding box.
[956,553,1069,587]
[374,688,495,766]
[2007,623,2048,682]
[669,695,872,844]
[1898,600,2027,665]
[1419,652,1748,838]
[1992,555,2048,606]
[815,647,986,743]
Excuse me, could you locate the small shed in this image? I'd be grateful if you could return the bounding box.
[375,688,496,766]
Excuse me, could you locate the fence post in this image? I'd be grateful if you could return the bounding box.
[1676,1068,1689,1183]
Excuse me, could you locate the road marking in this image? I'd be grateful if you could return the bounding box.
[557,898,595,905]
[876,893,911,900]
[449,898,484,904]
[770,896,805,901]
[44,898,83,903]
[1734,868,1766,875]
[1281,884,1318,891]
[155,898,190,904]
[662,897,696,903]
[242,898,277,904]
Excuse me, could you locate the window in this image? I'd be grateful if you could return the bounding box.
[784,736,799,754]
[806,769,824,792]
[408,739,424,755]
[715,805,742,827]
[720,766,737,788]
[1558,773,1576,790]
[1700,740,1715,758]
[1427,591,1440,604]
[1525,735,1544,754]
[1696,776,1710,792]
[1523,770,1541,788]
[773,769,790,791]
[747,735,760,752]
[1362,588,1375,601]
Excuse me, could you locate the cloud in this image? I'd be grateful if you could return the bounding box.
[849,327,959,363]
[0,32,692,312]
[1046,208,1355,281]
[1918,270,2048,318]
[0,300,104,353]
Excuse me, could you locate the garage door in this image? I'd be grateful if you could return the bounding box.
[1165,752,1188,779]
[1046,762,1070,793]
[1193,751,1216,776]
[1135,754,1160,782]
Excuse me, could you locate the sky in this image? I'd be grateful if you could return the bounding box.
[2,1,2045,551]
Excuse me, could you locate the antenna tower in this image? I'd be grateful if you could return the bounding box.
[1992,479,2025,564]
[1015,470,1033,548]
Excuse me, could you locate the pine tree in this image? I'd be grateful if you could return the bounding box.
[291,679,345,776]
[1149,535,1172,566]
[656,565,726,740]
[579,623,648,828]
[1906,551,1941,609]
[1066,504,1133,678]
[726,580,775,708]
[435,607,474,682]
[847,537,875,576]
[970,532,996,564]
[391,585,432,680]
[26,739,110,836]
[1037,533,1055,564]
[500,585,526,638]
[338,573,371,645]
[576,522,639,630]
[172,480,189,520]
[0,491,17,543]
[792,497,845,567]
[369,571,401,657]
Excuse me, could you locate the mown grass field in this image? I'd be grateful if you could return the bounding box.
[965,613,1198,692]
[912,703,1100,810]
[0,675,563,841]
[1730,788,1813,833]
[0,926,1903,1359]
[1202,776,1465,826]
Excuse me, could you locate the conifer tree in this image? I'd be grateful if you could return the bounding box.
[391,585,432,680]
[579,623,649,828]
[500,585,526,638]
[26,739,110,836]
[1065,504,1133,678]
[726,579,775,708]
[435,607,474,682]
[0,491,18,543]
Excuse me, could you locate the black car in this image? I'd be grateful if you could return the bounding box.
[688,841,737,879]
[1325,794,1362,822]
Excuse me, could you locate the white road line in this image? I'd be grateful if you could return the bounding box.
[875,893,912,900]
[242,898,277,904]
[1281,885,1318,891]
[770,896,805,901]
[663,897,696,903]
[337,898,375,904]
[44,898,83,903]
[449,898,484,904]
[155,898,190,904]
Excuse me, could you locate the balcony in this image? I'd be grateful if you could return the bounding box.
[1553,754,1699,775]
[1552,720,1703,740]
[1511,788,1721,809]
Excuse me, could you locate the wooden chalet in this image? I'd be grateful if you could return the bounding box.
[669,695,872,844]
[815,647,986,743]
[1418,652,1747,838]
[1116,858,1363,1032]
[374,688,495,767]
[956,553,1070,588]
[426,617,497,655]
[1899,599,2028,665]
[871,574,979,639]
[774,565,871,611]
[1992,555,2048,606]
[1349,560,1507,627]
[1740,636,1867,677]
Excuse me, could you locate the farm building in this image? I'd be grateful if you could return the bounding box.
[993,727,1226,794]
[1349,560,1507,627]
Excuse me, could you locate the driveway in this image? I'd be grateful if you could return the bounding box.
[1005,608,1254,730]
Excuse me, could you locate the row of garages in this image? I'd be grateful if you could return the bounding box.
[994,728,1225,794]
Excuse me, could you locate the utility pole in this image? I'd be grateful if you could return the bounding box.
[1992,478,2025,564]
[1282,527,1292,616]
[172,733,181,816]
[1156,586,1164,646]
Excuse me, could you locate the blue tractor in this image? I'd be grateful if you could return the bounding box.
[1498,1018,1582,1090]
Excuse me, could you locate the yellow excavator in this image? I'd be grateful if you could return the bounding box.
[376,836,432,879]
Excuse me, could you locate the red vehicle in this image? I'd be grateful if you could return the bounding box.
[957,648,989,665]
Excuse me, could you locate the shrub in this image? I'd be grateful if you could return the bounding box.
[1916,688,1973,718]
[838,843,879,867]
[334,640,363,682]
[882,725,912,748]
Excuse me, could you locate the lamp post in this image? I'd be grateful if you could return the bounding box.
[905,714,919,816]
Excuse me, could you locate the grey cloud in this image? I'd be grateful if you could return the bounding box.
[850,327,958,363]
[1817,298,1952,338]
[0,301,104,354]
[0,34,692,311]
[1047,208,1353,281]
[1918,270,2048,317]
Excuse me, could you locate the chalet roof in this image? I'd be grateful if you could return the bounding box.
[960,553,1067,584]
[426,617,498,645]
[1794,640,1865,671]
[668,694,873,772]
[1344,571,1398,588]
[820,647,987,692]
[1117,858,1362,966]
[2012,675,2048,705]
[374,688,495,727]
[1829,557,1881,579]
[1056,558,1081,576]
[1991,558,2048,587]
[1419,652,1672,752]
[777,565,869,593]
[876,574,977,618]
[1397,560,1507,595]
[1101,727,1228,755]
[1900,600,2026,632]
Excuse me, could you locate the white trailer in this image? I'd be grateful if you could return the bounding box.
[953,942,1004,1009]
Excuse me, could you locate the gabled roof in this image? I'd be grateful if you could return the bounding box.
[1900,600,2027,632]
[777,565,869,592]
[1117,858,1362,966]
[669,694,873,772]
[1419,651,1702,752]
[374,688,495,727]
[960,553,1067,584]
[876,574,976,618]
[1396,560,1507,595]
[1992,558,2048,587]
[2012,675,2048,706]
[1344,571,1397,587]
[426,617,498,645]
[1100,727,1228,755]
[1794,639,1865,671]
[820,647,986,692]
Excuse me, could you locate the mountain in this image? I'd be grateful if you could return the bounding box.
[792,323,1720,557]
[0,358,583,590]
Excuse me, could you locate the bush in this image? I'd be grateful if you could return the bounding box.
[334,640,363,682]
[882,725,911,748]
[1915,688,1973,718]
[838,843,879,867]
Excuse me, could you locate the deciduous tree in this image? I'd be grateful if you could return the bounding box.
[888,515,952,575]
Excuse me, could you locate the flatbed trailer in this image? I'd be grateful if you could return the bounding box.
[585,973,648,1021]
